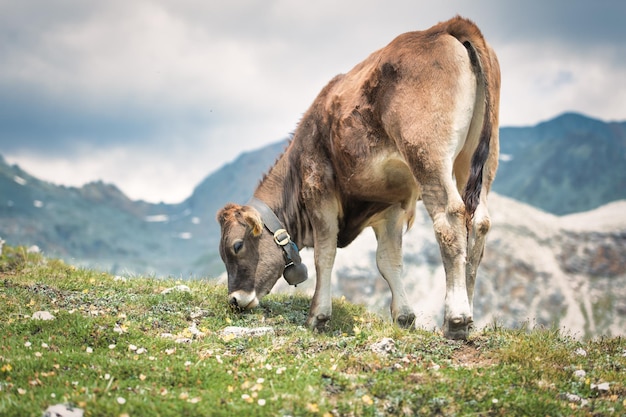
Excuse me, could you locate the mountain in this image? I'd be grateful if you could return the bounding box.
[0,141,286,277]
[0,155,199,275]
[493,112,626,214]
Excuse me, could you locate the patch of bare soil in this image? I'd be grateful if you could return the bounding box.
[451,344,498,368]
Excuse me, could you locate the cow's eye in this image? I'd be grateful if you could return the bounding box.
[233,240,244,254]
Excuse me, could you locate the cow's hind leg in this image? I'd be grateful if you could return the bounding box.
[372,205,415,328]
[465,191,490,316]
[420,177,472,340]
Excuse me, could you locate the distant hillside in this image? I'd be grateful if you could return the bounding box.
[1,112,625,280]
[493,112,626,214]
[0,141,285,277]
[0,155,202,276]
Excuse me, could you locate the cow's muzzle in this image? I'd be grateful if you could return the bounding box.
[229,290,259,310]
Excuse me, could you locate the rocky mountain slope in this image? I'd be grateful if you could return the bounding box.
[494,112,626,214]
[267,194,626,338]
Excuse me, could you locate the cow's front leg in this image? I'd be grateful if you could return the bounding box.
[372,206,415,328]
[306,199,339,331]
[306,240,336,330]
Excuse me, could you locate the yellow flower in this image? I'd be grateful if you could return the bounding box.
[306,403,319,413]
[362,394,374,405]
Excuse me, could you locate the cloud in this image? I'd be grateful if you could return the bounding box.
[1,1,625,202]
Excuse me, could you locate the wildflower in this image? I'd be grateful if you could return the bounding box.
[258,399,266,406]
[117,397,126,404]
[86,347,93,354]
[24,342,32,348]
[306,403,319,413]
[128,344,138,351]
[362,395,374,405]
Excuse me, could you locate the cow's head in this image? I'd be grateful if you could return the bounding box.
[217,203,286,310]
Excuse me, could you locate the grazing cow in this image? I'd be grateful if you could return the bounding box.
[217,16,500,340]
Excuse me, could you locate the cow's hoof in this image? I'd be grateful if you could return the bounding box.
[443,316,473,340]
[306,313,331,331]
[395,312,416,329]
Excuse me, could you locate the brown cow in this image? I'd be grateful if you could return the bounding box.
[217,16,500,340]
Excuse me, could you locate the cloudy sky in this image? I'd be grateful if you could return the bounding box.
[1,1,625,203]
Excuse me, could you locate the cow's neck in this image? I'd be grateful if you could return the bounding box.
[253,145,311,249]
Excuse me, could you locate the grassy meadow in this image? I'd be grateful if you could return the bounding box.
[0,245,624,416]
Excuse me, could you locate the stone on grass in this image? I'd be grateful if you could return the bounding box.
[42,403,84,417]
[370,338,396,355]
[161,285,191,294]
[32,311,55,321]
[220,326,275,339]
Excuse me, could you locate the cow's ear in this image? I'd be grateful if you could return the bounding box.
[216,203,239,225]
[243,207,263,237]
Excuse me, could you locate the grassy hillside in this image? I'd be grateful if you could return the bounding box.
[1,246,624,416]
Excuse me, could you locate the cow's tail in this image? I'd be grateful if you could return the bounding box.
[445,16,497,225]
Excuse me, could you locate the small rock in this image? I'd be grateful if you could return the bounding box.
[560,392,588,406]
[42,403,84,417]
[591,382,610,392]
[220,326,275,339]
[188,323,205,337]
[161,285,191,294]
[370,338,396,355]
[574,348,587,357]
[27,245,40,254]
[573,369,586,379]
[175,338,193,344]
[32,311,55,321]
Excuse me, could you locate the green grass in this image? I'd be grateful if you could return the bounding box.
[1,245,625,416]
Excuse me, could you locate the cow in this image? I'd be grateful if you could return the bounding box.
[217,16,500,340]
